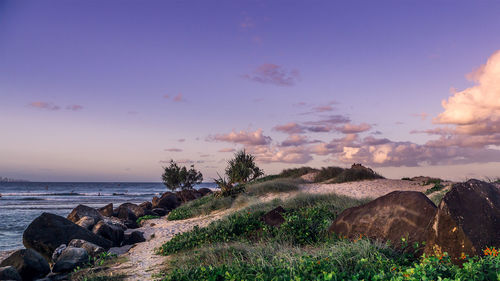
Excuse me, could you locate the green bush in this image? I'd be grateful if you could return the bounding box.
[136,215,160,224]
[245,178,300,196]
[225,150,263,184]
[279,167,318,178]
[314,166,345,182]
[425,182,445,195]
[161,160,203,192]
[330,166,384,183]
[167,194,234,220]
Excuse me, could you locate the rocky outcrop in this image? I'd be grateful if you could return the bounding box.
[68,239,105,258]
[67,205,103,224]
[116,203,146,219]
[23,213,112,261]
[98,203,114,217]
[152,192,181,211]
[139,201,152,210]
[261,206,286,227]
[0,266,21,281]
[329,191,437,250]
[92,220,124,247]
[0,249,50,281]
[75,216,95,230]
[424,179,500,263]
[176,189,203,203]
[52,247,88,273]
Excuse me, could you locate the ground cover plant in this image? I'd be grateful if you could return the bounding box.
[167,194,234,220]
[278,167,319,178]
[245,178,300,196]
[313,166,345,182]
[136,215,159,224]
[327,165,385,183]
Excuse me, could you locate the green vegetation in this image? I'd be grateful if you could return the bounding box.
[401,177,413,181]
[136,215,160,224]
[245,178,300,196]
[314,166,345,182]
[71,252,124,281]
[327,165,384,183]
[424,180,445,195]
[161,160,203,192]
[279,167,318,178]
[225,149,263,184]
[168,194,234,220]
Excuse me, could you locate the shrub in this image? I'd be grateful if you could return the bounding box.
[313,166,345,182]
[401,177,413,181]
[245,178,300,196]
[225,150,263,184]
[279,167,318,178]
[161,160,203,192]
[425,182,445,195]
[330,165,384,183]
[136,215,160,224]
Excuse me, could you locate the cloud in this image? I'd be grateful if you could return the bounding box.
[28,102,60,111]
[411,112,428,120]
[218,148,236,153]
[304,115,351,127]
[164,93,184,102]
[165,148,183,152]
[280,135,319,147]
[249,145,313,164]
[178,138,186,142]
[209,129,272,146]
[199,154,211,157]
[66,104,83,111]
[243,64,300,86]
[335,123,372,134]
[273,122,305,134]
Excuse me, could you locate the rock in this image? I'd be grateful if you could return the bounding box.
[23,213,112,261]
[0,266,21,281]
[123,220,139,229]
[122,231,146,245]
[261,206,286,227]
[139,201,152,210]
[52,247,88,273]
[151,208,168,217]
[152,192,181,210]
[92,221,124,247]
[108,245,133,256]
[98,203,113,217]
[198,188,212,196]
[0,249,50,281]
[51,245,67,263]
[68,239,105,258]
[101,216,127,231]
[75,216,95,230]
[329,191,437,250]
[116,203,145,220]
[424,179,500,263]
[176,189,202,203]
[115,205,137,223]
[67,205,102,224]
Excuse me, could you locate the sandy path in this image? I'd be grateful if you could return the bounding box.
[300,179,432,199]
[109,210,229,280]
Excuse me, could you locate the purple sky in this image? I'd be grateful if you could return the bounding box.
[1,0,500,181]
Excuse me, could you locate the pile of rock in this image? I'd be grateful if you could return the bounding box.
[0,188,212,280]
[328,179,500,263]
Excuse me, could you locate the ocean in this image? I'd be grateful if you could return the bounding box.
[0,182,216,252]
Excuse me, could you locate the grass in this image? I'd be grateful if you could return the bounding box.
[313,166,345,182]
[245,178,301,196]
[278,167,318,178]
[328,166,384,183]
[167,194,234,220]
[70,254,127,281]
[136,215,160,224]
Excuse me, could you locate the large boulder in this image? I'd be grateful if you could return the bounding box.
[0,266,22,281]
[261,206,286,227]
[329,191,437,250]
[176,189,202,203]
[151,208,168,217]
[52,247,88,273]
[139,201,152,210]
[67,205,102,224]
[0,249,50,281]
[98,203,114,217]
[152,192,181,210]
[424,179,500,263]
[68,239,105,258]
[116,203,146,219]
[122,231,146,246]
[101,216,127,231]
[23,213,112,261]
[92,220,124,247]
[75,216,95,230]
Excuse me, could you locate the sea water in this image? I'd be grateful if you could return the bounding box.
[0,182,216,252]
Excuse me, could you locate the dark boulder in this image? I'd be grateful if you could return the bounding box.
[67,205,102,224]
[115,205,137,223]
[92,221,124,247]
[329,191,437,250]
[176,189,202,203]
[51,244,67,263]
[116,203,146,219]
[139,201,152,210]
[261,206,286,227]
[0,249,50,281]
[98,203,114,217]
[75,216,95,230]
[0,266,21,281]
[101,217,127,231]
[23,213,112,261]
[424,179,500,263]
[198,188,213,196]
[152,192,181,211]
[151,208,168,217]
[122,231,146,246]
[68,239,105,258]
[123,220,139,229]
[52,247,88,273]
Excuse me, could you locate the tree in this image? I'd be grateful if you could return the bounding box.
[161,160,203,191]
[225,150,263,184]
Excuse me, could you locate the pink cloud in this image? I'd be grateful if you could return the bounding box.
[165,148,183,152]
[273,122,305,134]
[28,102,60,111]
[218,148,236,153]
[336,123,372,134]
[411,112,428,120]
[243,64,300,86]
[66,104,83,111]
[173,93,184,102]
[281,135,319,147]
[209,129,272,146]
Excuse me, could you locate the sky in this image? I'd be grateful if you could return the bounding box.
[1,0,500,182]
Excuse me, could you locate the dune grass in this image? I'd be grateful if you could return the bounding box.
[278,167,318,178]
[245,178,301,196]
[167,194,234,220]
[328,167,384,183]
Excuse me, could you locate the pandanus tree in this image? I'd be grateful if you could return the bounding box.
[162,160,203,192]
